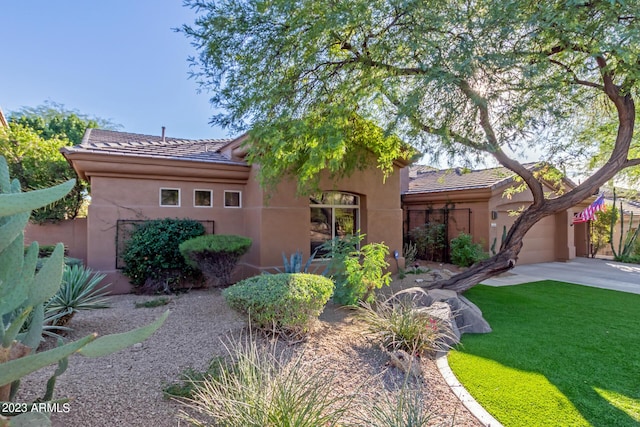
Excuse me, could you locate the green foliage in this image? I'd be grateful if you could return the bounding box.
[179,234,252,287]
[223,273,333,337]
[247,111,415,193]
[318,235,391,306]
[407,223,446,261]
[275,250,318,274]
[318,234,363,285]
[163,356,229,399]
[10,102,118,145]
[339,242,392,306]
[2,102,118,224]
[450,233,488,267]
[608,189,640,262]
[181,0,640,181]
[178,333,352,427]
[590,204,617,258]
[0,123,85,223]
[358,290,454,356]
[0,155,167,417]
[122,218,205,293]
[45,265,111,327]
[352,387,434,427]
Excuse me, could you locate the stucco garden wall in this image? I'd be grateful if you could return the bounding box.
[24,218,88,262]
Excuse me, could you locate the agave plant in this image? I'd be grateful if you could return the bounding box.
[45,265,111,327]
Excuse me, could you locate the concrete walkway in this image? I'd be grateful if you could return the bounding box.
[482,257,640,294]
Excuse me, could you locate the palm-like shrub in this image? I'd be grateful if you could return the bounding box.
[46,265,111,327]
[180,234,251,287]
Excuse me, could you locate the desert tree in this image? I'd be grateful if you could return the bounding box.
[181,0,640,292]
[3,102,119,222]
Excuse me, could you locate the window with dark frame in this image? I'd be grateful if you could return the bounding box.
[224,190,242,208]
[310,191,360,255]
[194,189,213,207]
[160,188,180,207]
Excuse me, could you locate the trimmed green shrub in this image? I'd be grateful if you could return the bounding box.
[223,273,334,336]
[122,218,205,293]
[450,232,488,267]
[179,234,252,287]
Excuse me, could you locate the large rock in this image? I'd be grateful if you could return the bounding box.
[426,289,492,334]
[417,301,461,346]
[386,286,492,340]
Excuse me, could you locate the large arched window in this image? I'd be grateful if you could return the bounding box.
[310,191,360,254]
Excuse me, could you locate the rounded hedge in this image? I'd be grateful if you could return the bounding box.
[179,235,252,287]
[179,235,252,268]
[223,273,334,336]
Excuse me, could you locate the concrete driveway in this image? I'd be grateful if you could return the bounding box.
[482,257,640,294]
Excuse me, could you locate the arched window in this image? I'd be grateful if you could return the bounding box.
[310,191,360,254]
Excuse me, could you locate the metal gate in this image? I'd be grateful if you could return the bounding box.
[403,207,472,263]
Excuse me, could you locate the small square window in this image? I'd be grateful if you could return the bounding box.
[194,190,213,207]
[224,190,242,208]
[160,188,180,207]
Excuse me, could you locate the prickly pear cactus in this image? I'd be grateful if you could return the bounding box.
[0,156,168,425]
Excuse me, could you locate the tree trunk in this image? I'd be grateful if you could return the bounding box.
[424,71,637,294]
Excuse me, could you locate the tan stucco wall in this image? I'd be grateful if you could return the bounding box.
[238,164,405,277]
[24,219,88,262]
[86,175,248,293]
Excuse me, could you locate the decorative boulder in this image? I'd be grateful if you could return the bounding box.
[426,289,492,334]
[417,301,461,345]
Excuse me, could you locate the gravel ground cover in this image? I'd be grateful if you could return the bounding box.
[16,281,481,427]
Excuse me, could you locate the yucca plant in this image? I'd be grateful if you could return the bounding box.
[45,265,111,327]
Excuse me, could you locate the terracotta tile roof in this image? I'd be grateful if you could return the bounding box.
[408,164,437,179]
[405,164,538,194]
[64,129,245,166]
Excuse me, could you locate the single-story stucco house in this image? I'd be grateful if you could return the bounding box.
[58,129,409,293]
[22,127,595,294]
[401,164,591,264]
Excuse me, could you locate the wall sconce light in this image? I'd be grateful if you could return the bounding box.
[491,211,498,220]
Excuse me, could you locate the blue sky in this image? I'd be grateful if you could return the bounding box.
[1,1,230,140]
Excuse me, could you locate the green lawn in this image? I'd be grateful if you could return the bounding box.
[448,281,640,427]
